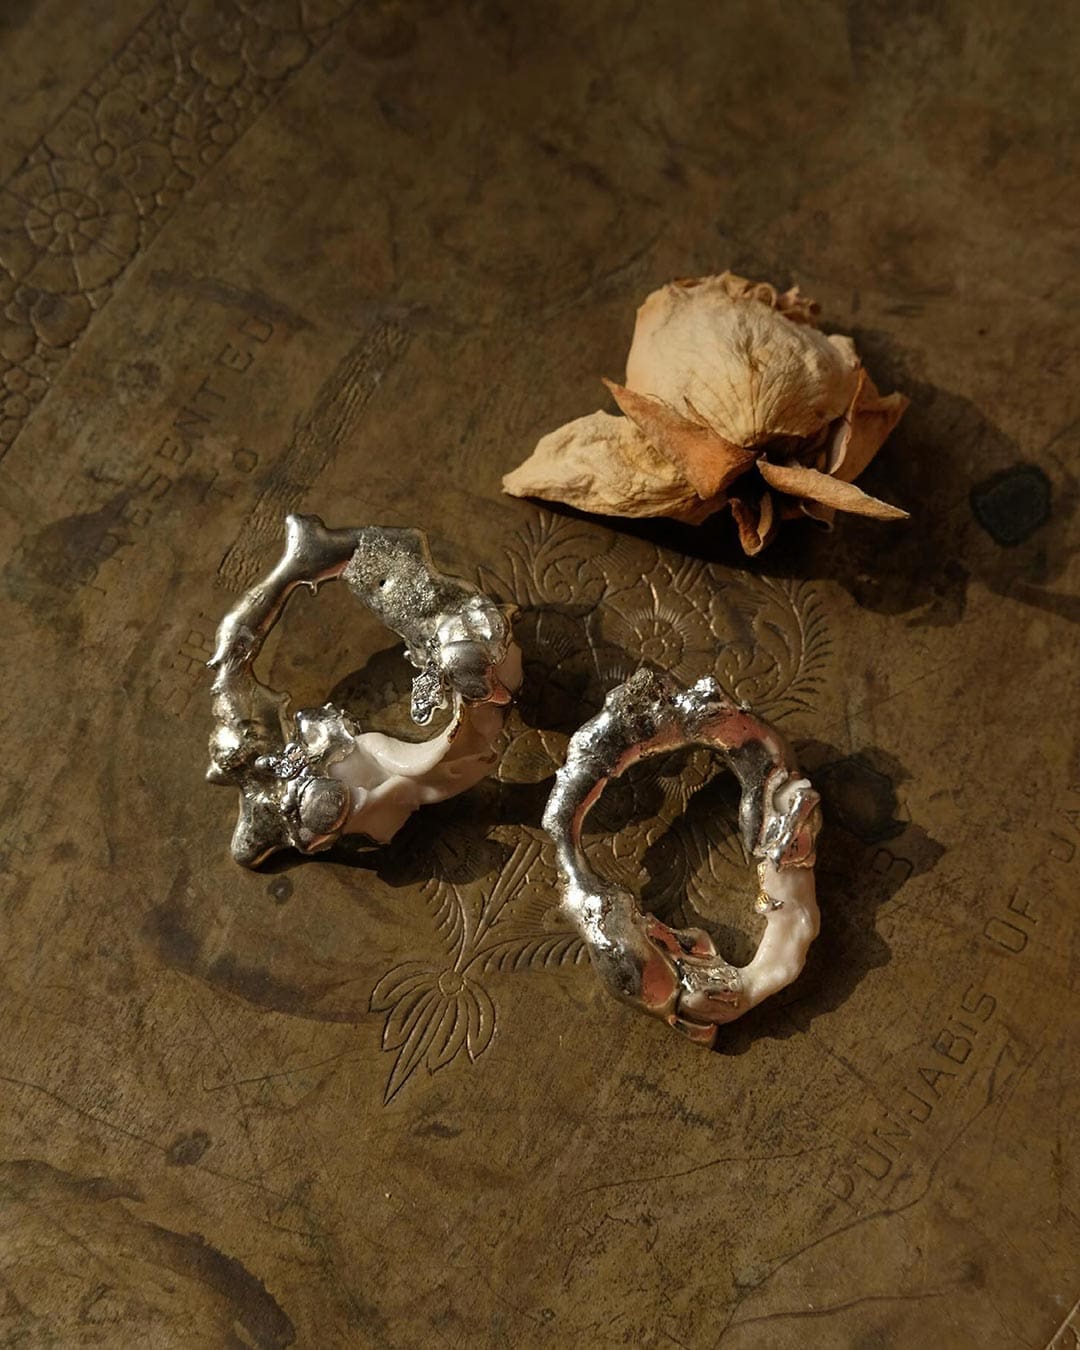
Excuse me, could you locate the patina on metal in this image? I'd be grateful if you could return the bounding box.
[207,513,521,866]
[543,668,822,1045]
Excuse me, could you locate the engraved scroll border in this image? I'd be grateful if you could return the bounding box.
[0,0,357,458]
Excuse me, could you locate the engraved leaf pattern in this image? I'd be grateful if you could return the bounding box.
[371,511,830,1099]
[420,878,466,971]
[714,574,832,718]
[371,963,495,1104]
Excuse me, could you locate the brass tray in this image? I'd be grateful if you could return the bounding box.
[1,3,1077,1345]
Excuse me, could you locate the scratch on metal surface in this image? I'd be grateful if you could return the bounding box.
[1047,1297,1080,1349]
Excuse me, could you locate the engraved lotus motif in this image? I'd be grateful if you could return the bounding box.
[592,559,732,687]
[0,145,144,376]
[11,160,139,297]
[370,963,495,1104]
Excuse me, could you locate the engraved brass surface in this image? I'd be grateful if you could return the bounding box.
[1,3,1079,1346]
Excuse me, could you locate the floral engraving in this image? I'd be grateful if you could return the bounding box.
[0,0,356,456]
[370,964,495,1105]
[370,511,831,1099]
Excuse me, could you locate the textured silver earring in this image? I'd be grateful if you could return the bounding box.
[207,513,521,866]
[542,669,821,1045]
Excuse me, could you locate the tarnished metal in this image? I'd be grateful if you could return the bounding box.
[207,513,521,866]
[543,668,822,1045]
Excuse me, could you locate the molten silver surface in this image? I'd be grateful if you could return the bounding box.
[543,669,822,1045]
[207,514,520,866]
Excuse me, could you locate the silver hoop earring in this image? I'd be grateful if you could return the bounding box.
[207,513,521,867]
[542,668,821,1045]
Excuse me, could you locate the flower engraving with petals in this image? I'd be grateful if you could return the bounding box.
[14,159,139,297]
[370,963,495,1104]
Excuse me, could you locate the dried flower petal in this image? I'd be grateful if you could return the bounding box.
[601,378,755,499]
[826,368,910,483]
[730,489,777,556]
[758,459,908,519]
[625,274,860,448]
[503,410,719,524]
[789,496,836,529]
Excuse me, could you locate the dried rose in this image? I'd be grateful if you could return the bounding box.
[503,271,909,555]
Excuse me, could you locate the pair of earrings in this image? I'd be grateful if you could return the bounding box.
[207,514,821,1047]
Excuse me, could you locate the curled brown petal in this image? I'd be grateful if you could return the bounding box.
[797,498,836,529]
[603,378,756,499]
[826,369,910,482]
[758,459,909,519]
[729,488,777,556]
